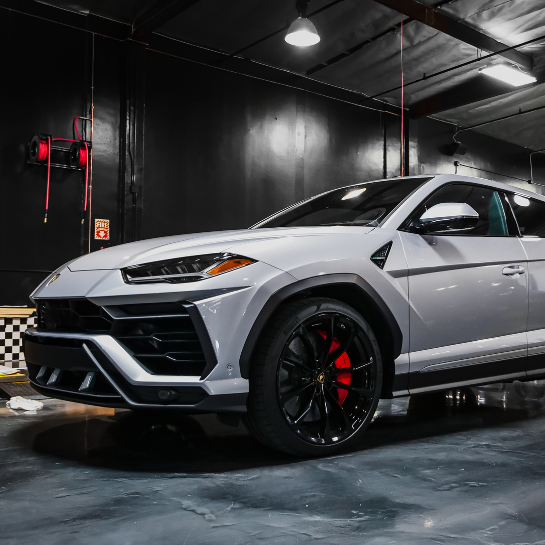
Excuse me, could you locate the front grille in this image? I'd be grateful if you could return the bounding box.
[36,299,113,332]
[35,299,214,377]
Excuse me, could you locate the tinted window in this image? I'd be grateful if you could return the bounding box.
[406,183,516,236]
[254,178,427,228]
[505,193,545,237]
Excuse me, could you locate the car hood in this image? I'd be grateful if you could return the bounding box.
[68,226,376,271]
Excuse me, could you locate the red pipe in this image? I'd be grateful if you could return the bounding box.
[45,136,51,223]
[74,116,82,141]
[83,143,89,211]
[401,18,404,177]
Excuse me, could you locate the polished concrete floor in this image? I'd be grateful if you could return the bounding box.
[3,382,545,544]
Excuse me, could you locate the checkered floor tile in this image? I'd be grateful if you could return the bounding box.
[0,317,35,369]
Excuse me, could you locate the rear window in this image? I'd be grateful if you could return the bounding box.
[505,193,545,237]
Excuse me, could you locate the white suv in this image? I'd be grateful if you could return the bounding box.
[24,174,545,456]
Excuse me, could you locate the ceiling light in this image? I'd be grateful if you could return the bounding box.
[285,17,320,47]
[342,188,366,200]
[514,195,530,207]
[481,65,537,87]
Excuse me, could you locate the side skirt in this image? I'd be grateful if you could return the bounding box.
[408,357,526,394]
[527,353,545,375]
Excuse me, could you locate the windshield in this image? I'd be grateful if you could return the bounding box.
[253,177,429,229]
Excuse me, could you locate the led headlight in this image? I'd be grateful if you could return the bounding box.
[122,253,256,284]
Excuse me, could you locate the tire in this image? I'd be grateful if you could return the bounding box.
[245,297,382,457]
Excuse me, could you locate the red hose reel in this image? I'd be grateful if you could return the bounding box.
[29,135,50,163]
[28,117,91,223]
[69,142,89,168]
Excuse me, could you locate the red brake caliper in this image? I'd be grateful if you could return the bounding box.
[318,331,351,405]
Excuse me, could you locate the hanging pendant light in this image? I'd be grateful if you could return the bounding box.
[285,17,320,47]
[285,0,320,47]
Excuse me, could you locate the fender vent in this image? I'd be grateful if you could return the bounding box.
[370,242,393,269]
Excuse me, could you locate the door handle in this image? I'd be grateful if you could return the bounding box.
[502,265,525,277]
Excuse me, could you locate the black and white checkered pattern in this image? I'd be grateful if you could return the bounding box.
[0,317,35,369]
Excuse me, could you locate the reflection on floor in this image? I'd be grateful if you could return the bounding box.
[2,381,545,544]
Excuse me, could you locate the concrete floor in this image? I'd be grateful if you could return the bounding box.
[2,382,545,544]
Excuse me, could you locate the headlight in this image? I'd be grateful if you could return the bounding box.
[122,253,256,284]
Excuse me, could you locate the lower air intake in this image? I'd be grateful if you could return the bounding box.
[35,300,214,378]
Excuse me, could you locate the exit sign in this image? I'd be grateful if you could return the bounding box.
[94,219,110,240]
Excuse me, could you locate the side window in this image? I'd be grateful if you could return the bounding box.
[407,183,516,236]
[505,193,545,237]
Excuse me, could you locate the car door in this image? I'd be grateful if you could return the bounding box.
[504,192,545,377]
[398,182,528,393]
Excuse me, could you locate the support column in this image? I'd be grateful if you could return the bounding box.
[119,41,146,244]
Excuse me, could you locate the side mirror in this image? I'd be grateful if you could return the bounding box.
[410,202,479,235]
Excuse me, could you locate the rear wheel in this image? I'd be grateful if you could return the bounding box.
[245,297,382,456]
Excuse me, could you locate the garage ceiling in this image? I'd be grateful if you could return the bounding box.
[34,0,545,150]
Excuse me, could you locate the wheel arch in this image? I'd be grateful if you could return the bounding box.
[239,273,403,397]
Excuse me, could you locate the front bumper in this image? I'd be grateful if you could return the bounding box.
[27,261,296,411]
[24,329,248,412]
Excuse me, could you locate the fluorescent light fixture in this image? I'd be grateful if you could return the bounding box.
[342,188,366,200]
[481,64,537,87]
[285,17,320,47]
[514,195,530,207]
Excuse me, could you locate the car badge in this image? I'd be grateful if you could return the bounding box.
[48,274,61,285]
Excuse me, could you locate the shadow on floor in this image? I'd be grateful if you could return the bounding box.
[11,380,545,473]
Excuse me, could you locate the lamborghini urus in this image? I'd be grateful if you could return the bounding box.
[24,174,545,456]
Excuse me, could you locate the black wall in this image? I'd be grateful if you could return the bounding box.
[0,12,87,305]
[411,116,545,191]
[144,50,389,238]
[1,11,544,305]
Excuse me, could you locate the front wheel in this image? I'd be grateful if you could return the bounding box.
[245,297,382,456]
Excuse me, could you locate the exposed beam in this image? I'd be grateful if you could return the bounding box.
[359,33,545,104]
[0,2,401,117]
[147,33,400,116]
[132,0,200,37]
[0,0,129,39]
[307,16,411,75]
[306,0,454,76]
[372,0,532,70]
[410,72,545,118]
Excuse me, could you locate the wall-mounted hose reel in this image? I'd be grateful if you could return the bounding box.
[28,134,51,164]
[69,141,90,168]
[29,134,91,169]
[28,117,92,223]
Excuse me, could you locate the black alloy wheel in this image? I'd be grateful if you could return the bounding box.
[278,312,377,445]
[246,297,382,456]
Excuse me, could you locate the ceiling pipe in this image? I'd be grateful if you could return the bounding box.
[530,149,545,184]
[455,104,545,134]
[447,105,545,159]
[359,33,545,103]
